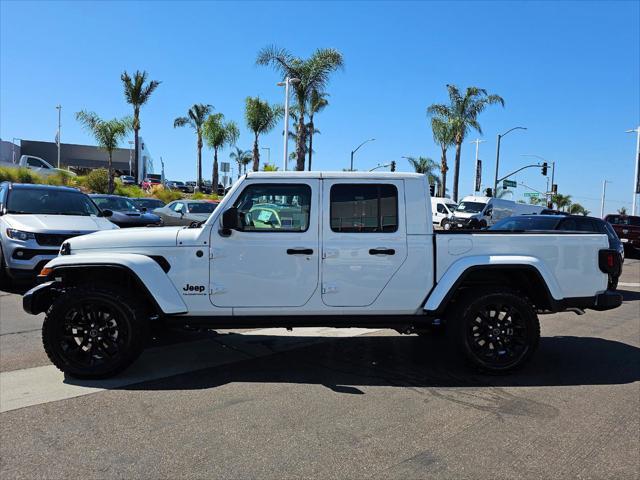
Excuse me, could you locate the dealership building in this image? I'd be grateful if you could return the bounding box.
[0,138,155,182]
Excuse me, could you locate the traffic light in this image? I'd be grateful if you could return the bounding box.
[541,162,548,176]
[390,161,396,172]
[485,187,493,197]
[552,183,558,194]
[429,184,436,196]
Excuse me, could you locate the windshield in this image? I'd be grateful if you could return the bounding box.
[7,188,100,216]
[92,196,137,212]
[489,216,562,231]
[607,215,640,227]
[188,202,218,214]
[131,198,163,209]
[455,201,486,214]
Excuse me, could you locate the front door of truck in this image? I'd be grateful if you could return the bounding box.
[210,180,319,308]
[321,180,408,307]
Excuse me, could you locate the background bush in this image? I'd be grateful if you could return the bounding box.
[84,169,110,194]
[151,184,183,203]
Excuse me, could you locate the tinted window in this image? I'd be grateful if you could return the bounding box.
[92,196,137,211]
[26,157,44,168]
[7,188,99,216]
[489,216,562,231]
[607,215,640,226]
[131,198,164,210]
[234,183,311,232]
[330,184,398,233]
[436,203,448,214]
[188,202,217,214]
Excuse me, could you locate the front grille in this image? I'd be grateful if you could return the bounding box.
[34,232,87,246]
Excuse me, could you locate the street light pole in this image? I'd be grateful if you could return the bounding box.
[350,138,375,171]
[277,77,300,171]
[493,126,527,194]
[56,105,61,168]
[601,180,611,218]
[128,141,134,176]
[626,126,640,215]
[470,138,485,193]
[261,147,271,166]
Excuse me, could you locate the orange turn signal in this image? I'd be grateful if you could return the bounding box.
[39,267,54,278]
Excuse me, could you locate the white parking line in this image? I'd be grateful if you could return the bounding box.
[0,327,382,413]
[618,282,640,287]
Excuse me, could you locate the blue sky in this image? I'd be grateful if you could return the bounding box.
[1,0,638,214]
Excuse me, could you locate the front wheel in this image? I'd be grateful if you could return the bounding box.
[42,286,149,379]
[447,288,540,373]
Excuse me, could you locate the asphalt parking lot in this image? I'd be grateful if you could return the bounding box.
[1,257,639,479]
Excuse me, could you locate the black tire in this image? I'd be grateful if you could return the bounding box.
[42,285,149,379]
[447,288,540,373]
[442,219,451,230]
[0,244,10,291]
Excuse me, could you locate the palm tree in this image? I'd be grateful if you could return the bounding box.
[229,147,252,178]
[405,156,441,187]
[618,206,628,215]
[256,45,344,171]
[262,164,279,171]
[427,85,504,202]
[245,97,283,172]
[552,194,572,211]
[528,196,542,205]
[203,113,239,190]
[174,104,213,190]
[307,89,328,170]
[121,70,161,180]
[75,111,132,194]
[430,117,455,197]
[569,202,587,215]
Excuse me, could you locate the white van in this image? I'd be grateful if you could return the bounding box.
[430,197,457,227]
[445,195,544,229]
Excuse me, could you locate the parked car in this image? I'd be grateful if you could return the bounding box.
[489,214,624,289]
[431,197,457,227]
[24,172,622,379]
[0,182,118,287]
[119,175,136,186]
[153,199,219,226]
[129,197,165,212]
[0,155,77,178]
[445,196,545,230]
[605,214,640,255]
[185,181,197,193]
[141,177,161,191]
[165,180,190,193]
[89,195,162,228]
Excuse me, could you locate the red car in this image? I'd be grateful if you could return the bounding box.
[605,214,640,254]
[141,177,161,191]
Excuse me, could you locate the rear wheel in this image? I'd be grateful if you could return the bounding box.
[447,288,540,373]
[42,285,149,379]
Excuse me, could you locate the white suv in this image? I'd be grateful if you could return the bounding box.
[0,182,118,287]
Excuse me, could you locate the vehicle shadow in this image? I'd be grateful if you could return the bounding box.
[67,333,640,393]
[619,289,640,301]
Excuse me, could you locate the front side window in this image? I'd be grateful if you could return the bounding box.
[437,203,448,214]
[234,183,311,232]
[172,202,185,213]
[188,202,217,214]
[330,184,398,233]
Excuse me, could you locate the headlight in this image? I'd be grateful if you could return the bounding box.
[6,229,35,241]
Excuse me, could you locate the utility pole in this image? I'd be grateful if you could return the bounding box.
[261,147,271,166]
[626,126,640,215]
[56,105,62,168]
[128,141,134,176]
[600,180,611,218]
[494,126,527,193]
[470,138,485,193]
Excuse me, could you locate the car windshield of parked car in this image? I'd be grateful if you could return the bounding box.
[607,215,640,226]
[92,196,137,212]
[455,201,486,214]
[132,198,163,209]
[489,216,562,231]
[7,188,100,216]
[188,202,217,214]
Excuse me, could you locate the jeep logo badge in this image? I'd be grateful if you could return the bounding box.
[183,284,206,295]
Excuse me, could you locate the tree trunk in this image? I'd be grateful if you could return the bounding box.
[307,116,314,171]
[133,125,139,181]
[296,115,306,171]
[252,133,260,171]
[439,145,448,197]
[212,147,219,193]
[197,134,203,190]
[452,140,462,202]
[107,152,114,194]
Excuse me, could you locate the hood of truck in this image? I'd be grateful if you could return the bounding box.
[3,214,118,233]
[65,226,183,251]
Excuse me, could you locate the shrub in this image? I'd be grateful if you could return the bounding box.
[191,191,219,201]
[84,169,110,194]
[114,184,146,198]
[14,167,44,184]
[45,171,77,187]
[151,185,182,203]
[0,167,18,183]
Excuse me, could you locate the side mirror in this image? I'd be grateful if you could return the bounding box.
[219,207,238,236]
[101,209,113,218]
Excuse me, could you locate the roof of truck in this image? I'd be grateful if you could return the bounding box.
[245,171,425,179]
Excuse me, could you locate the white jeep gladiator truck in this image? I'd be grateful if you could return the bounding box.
[23,172,622,378]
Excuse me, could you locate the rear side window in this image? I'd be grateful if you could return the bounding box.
[330,184,398,233]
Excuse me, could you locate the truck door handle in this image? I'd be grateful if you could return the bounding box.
[369,248,395,255]
[287,248,314,255]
